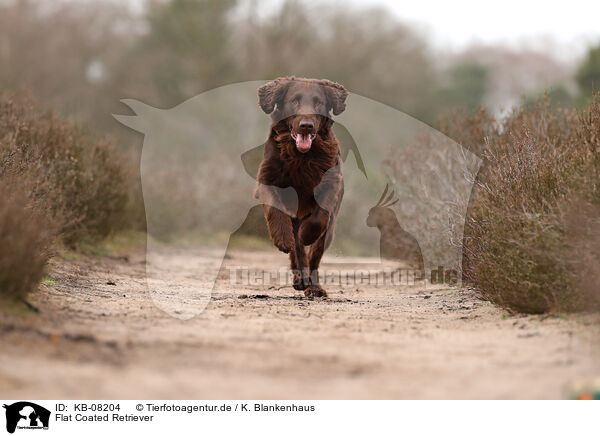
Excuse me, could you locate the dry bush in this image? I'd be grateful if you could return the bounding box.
[0,92,131,246]
[0,92,136,299]
[441,96,600,313]
[0,180,52,299]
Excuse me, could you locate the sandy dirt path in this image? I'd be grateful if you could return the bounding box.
[1,247,599,399]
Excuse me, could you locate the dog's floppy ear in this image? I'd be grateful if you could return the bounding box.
[257,78,289,114]
[321,79,349,116]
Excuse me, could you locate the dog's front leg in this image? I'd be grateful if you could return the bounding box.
[299,162,341,246]
[313,161,343,213]
[264,205,294,253]
[255,181,298,254]
[298,207,329,246]
[291,218,310,290]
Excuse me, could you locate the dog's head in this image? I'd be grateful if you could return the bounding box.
[258,77,348,154]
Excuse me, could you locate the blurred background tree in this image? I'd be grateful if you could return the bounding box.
[115,0,238,107]
[231,1,438,122]
[576,44,600,107]
[0,0,134,131]
[438,62,488,113]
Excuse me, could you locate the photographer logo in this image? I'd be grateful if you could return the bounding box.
[3,402,50,434]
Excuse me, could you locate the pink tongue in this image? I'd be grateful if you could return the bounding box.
[296,134,312,152]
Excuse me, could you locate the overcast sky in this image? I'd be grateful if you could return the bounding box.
[365,0,600,55]
[331,0,600,61]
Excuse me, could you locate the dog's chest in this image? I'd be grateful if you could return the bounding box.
[285,162,327,219]
[296,191,316,219]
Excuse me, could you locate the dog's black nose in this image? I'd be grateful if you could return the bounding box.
[299,119,314,131]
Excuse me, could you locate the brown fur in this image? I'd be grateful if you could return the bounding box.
[255,77,347,297]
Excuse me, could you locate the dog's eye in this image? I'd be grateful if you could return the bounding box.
[314,98,322,107]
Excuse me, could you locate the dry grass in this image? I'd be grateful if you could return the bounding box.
[442,96,600,313]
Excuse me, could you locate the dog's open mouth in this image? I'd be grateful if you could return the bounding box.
[291,131,316,153]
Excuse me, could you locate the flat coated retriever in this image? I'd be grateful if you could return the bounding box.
[255,77,348,297]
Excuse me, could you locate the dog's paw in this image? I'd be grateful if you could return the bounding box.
[269,219,294,253]
[270,227,293,253]
[273,235,293,253]
[304,285,327,298]
[292,273,310,290]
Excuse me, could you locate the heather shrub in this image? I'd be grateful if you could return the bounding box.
[0,92,136,300]
[0,93,131,246]
[0,180,52,299]
[443,96,600,313]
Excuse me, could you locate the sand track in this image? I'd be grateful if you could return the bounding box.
[1,248,598,399]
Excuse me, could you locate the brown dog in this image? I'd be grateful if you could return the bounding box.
[255,77,348,297]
